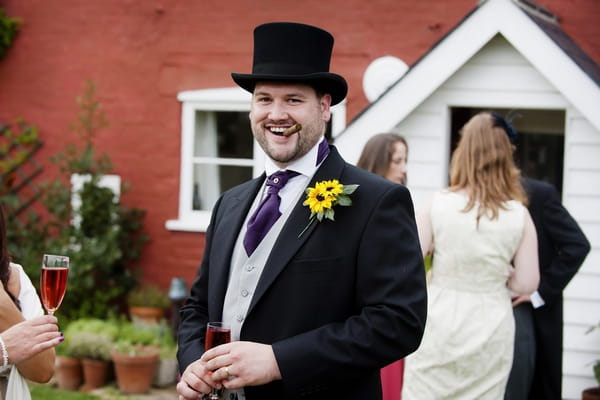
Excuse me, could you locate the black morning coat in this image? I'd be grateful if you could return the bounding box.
[177,146,428,400]
[522,177,590,399]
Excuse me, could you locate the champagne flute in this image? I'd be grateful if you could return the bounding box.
[40,254,69,315]
[205,322,231,400]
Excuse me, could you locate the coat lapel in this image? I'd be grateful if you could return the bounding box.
[248,146,346,313]
[209,174,265,318]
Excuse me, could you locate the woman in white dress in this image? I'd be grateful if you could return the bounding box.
[1,205,62,397]
[402,112,540,399]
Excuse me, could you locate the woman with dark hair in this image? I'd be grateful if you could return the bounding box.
[402,111,540,399]
[357,132,410,400]
[357,133,408,185]
[0,205,61,397]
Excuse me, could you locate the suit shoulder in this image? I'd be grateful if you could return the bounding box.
[523,178,559,201]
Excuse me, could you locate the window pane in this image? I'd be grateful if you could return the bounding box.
[194,111,253,158]
[193,164,253,210]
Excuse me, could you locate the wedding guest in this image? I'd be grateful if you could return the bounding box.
[503,118,590,400]
[0,204,61,397]
[357,133,408,184]
[177,22,427,400]
[402,111,539,399]
[357,132,410,400]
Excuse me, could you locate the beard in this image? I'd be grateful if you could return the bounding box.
[253,119,325,165]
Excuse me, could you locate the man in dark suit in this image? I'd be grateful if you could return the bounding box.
[176,22,427,400]
[501,119,591,399]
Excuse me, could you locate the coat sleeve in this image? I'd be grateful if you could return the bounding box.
[532,181,590,305]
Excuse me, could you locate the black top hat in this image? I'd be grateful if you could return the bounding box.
[231,22,348,106]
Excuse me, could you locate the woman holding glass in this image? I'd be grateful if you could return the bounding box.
[0,205,61,397]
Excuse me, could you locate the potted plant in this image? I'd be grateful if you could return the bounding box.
[583,322,600,400]
[111,320,160,394]
[64,318,119,391]
[53,334,83,391]
[127,283,170,324]
[69,332,113,391]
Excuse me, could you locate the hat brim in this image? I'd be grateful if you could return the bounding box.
[231,72,347,106]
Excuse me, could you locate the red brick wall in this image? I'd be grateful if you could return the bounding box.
[0,0,598,291]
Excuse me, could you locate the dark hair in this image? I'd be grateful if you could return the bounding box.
[357,133,408,177]
[0,205,20,308]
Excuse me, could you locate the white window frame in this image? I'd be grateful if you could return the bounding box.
[166,87,346,232]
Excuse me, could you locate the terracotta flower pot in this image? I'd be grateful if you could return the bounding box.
[54,356,82,391]
[583,387,600,400]
[112,348,160,394]
[129,306,166,324]
[80,358,111,391]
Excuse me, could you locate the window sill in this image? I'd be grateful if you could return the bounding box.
[165,213,210,232]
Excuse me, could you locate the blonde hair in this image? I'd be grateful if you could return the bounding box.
[449,112,527,222]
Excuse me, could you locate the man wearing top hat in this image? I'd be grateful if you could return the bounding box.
[176,22,427,400]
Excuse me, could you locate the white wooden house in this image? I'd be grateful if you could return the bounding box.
[335,0,600,397]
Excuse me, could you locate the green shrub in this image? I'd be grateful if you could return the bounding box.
[4,81,148,320]
[0,8,21,60]
[127,284,170,308]
[69,332,113,361]
[112,320,161,356]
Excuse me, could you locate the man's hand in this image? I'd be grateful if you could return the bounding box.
[511,293,531,307]
[201,341,282,389]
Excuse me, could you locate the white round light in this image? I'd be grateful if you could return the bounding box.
[362,56,409,102]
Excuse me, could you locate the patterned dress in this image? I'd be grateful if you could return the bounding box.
[402,191,525,399]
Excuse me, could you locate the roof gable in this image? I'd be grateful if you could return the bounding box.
[336,0,600,146]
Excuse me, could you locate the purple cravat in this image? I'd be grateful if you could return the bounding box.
[243,139,329,256]
[243,170,300,255]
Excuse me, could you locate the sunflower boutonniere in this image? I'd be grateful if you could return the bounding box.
[298,179,359,238]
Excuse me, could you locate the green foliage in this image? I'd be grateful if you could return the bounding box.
[0,119,42,211]
[3,80,149,320]
[64,317,120,340]
[0,8,21,60]
[116,321,159,347]
[113,320,161,356]
[69,332,113,361]
[586,321,600,384]
[127,284,170,308]
[61,318,120,360]
[144,319,177,359]
[52,80,111,176]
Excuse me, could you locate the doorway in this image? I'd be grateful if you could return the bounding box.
[450,107,566,194]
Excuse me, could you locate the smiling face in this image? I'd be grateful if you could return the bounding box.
[384,140,408,184]
[249,82,332,168]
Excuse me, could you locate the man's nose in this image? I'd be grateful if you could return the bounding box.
[268,101,289,120]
